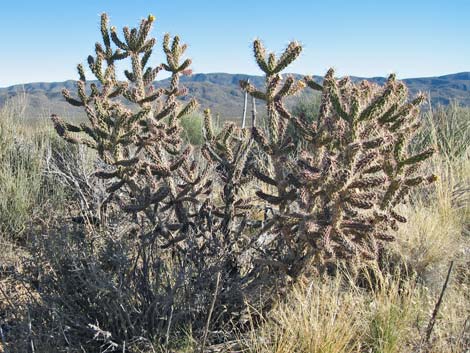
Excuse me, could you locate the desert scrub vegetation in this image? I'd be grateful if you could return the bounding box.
[0,12,468,353]
[0,95,71,240]
[0,96,46,238]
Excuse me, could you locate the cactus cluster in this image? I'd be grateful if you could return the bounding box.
[241,40,437,274]
[50,13,437,344]
[51,14,262,338]
[52,14,209,236]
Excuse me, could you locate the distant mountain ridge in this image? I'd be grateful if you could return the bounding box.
[1,72,469,120]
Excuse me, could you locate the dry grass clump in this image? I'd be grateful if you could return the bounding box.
[243,267,469,353]
[390,104,470,284]
[243,277,367,353]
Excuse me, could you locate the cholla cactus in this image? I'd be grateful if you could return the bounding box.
[48,15,438,346]
[51,14,207,232]
[201,108,254,239]
[241,40,304,146]
[295,72,436,262]
[242,40,437,274]
[240,40,306,215]
[49,14,253,341]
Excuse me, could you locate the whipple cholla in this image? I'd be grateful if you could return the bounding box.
[241,41,437,274]
[50,13,437,348]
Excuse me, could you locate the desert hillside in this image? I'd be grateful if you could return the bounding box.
[1,72,469,120]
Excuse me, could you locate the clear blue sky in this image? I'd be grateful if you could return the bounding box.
[0,0,468,87]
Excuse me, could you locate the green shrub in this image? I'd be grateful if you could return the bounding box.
[180,112,204,145]
[291,94,321,123]
[0,99,47,239]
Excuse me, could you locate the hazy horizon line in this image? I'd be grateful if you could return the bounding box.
[1,70,469,89]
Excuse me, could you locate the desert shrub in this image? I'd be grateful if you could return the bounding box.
[42,13,259,349]
[291,94,321,125]
[413,102,470,159]
[0,98,59,239]
[0,98,85,243]
[180,112,204,145]
[11,12,437,351]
